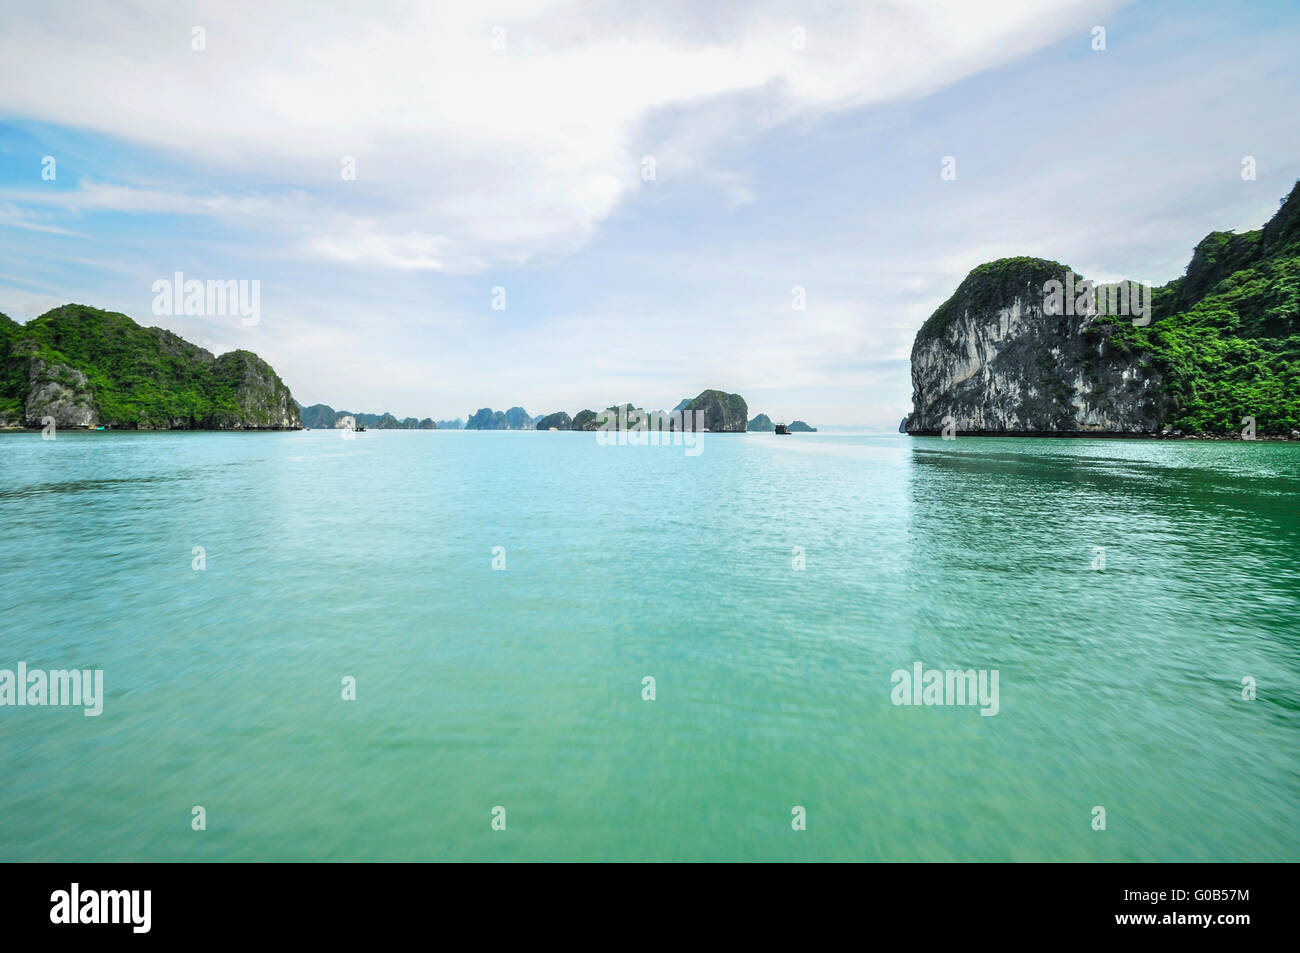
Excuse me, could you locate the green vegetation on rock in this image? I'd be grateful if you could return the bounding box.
[535,411,572,430]
[1085,183,1300,433]
[671,389,748,431]
[917,257,1077,346]
[912,181,1300,435]
[0,304,299,429]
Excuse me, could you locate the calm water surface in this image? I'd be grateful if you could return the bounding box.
[1,430,1297,860]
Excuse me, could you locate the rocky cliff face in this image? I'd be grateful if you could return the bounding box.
[208,350,300,430]
[23,355,98,428]
[908,258,1167,434]
[0,304,301,430]
[908,182,1300,436]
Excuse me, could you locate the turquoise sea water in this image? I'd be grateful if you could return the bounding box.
[0,429,1296,861]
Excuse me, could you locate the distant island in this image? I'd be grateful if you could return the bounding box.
[465,406,537,430]
[298,403,461,430]
[0,305,820,435]
[461,390,771,433]
[747,414,817,432]
[906,180,1300,438]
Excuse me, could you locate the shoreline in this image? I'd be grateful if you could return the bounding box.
[5,424,1298,441]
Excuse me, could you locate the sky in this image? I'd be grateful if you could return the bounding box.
[0,0,1298,428]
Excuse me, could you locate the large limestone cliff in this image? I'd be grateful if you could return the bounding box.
[907,258,1165,434]
[907,182,1300,437]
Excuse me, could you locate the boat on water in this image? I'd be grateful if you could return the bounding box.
[355,425,366,432]
[775,423,790,435]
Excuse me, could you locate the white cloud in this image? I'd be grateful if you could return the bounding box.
[0,203,89,237]
[0,0,1120,273]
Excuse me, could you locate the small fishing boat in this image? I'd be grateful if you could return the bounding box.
[775,423,790,435]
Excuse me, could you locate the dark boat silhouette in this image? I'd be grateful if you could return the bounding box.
[775,423,790,435]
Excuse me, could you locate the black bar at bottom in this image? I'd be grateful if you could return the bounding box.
[0,862,1286,941]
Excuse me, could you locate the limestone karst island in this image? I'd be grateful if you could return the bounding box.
[905,181,1300,438]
